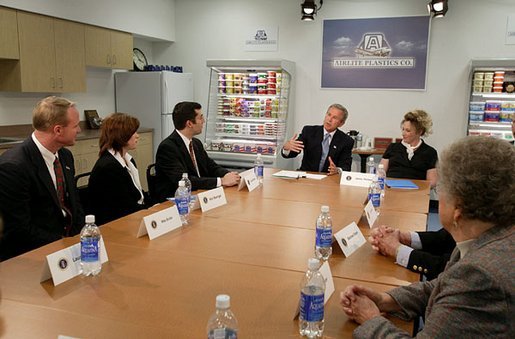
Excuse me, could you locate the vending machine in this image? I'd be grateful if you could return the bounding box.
[204,59,295,169]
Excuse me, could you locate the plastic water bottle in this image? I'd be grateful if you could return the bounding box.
[299,258,325,338]
[368,176,381,213]
[182,172,192,194]
[377,164,386,199]
[366,156,376,174]
[175,180,190,225]
[80,215,101,276]
[315,205,332,261]
[207,294,238,339]
[254,153,264,184]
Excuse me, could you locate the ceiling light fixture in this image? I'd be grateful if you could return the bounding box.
[301,0,323,21]
[427,0,449,18]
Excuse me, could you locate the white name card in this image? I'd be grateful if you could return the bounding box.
[198,187,227,212]
[319,260,335,303]
[334,222,367,257]
[137,206,182,240]
[238,168,260,192]
[41,238,108,286]
[339,171,375,187]
[364,199,379,228]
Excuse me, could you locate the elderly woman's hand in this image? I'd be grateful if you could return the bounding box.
[340,285,382,324]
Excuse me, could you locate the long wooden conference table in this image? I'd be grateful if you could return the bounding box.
[0,169,431,338]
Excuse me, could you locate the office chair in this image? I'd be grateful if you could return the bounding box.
[146,163,157,205]
[74,172,92,214]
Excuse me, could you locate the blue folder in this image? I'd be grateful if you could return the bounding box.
[385,179,419,189]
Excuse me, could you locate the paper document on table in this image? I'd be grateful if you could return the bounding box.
[272,170,307,179]
[305,173,326,180]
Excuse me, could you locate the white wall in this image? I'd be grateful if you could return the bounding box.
[153,0,515,154]
[0,0,175,41]
[0,0,175,126]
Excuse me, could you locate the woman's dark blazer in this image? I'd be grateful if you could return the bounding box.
[88,152,146,225]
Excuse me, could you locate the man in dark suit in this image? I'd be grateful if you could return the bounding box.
[368,225,456,280]
[281,103,354,174]
[155,101,240,201]
[0,96,84,261]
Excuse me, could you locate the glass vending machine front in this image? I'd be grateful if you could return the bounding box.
[204,60,295,169]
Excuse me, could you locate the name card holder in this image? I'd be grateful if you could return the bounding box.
[198,187,227,212]
[334,222,367,257]
[339,171,375,187]
[137,206,182,240]
[41,238,108,286]
[364,199,379,228]
[238,168,260,192]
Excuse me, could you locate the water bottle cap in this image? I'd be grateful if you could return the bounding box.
[308,258,320,270]
[85,215,95,223]
[182,173,188,178]
[215,294,230,308]
[321,205,329,213]
[178,180,185,187]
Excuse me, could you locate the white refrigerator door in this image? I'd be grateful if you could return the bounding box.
[161,114,175,141]
[115,72,163,144]
[161,72,194,114]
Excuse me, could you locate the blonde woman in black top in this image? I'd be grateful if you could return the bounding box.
[380,110,438,187]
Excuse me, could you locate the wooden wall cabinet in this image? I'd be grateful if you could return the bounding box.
[85,26,133,70]
[0,11,86,92]
[0,7,19,59]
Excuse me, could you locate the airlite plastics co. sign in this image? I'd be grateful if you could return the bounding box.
[322,16,430,90]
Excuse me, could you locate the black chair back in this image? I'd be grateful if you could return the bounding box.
[74,172,91,214]
[146,163,157,205]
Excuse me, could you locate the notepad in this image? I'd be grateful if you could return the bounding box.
[385,179,419,189]
[272,170,307,179]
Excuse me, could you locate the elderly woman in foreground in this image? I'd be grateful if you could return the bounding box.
[340,136,514,338]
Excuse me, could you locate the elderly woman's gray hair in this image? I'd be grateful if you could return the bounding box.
[438,136,515,226]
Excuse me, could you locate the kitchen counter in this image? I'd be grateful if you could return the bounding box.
[0,123,153,150]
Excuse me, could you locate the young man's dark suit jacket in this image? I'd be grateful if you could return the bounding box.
[0,138,84,261]
[155,130,229,202]
[407,228,456,280]
[88,152,146,226]
[281,125,354,172]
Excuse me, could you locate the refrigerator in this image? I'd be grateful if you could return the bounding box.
[467,59,514,142]
[204,59,295,169]
[114,71,194,158]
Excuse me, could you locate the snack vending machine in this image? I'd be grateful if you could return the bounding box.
[204,59,295,169]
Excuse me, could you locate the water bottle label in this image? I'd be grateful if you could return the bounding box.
[208,328,237,339]
[378,177,385,190]
[371,193,380,207]
[81,238,99,262]
[300,291,324,322]
[176,197,189,215]
[315,227,332,247]
[255,165,263,177]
